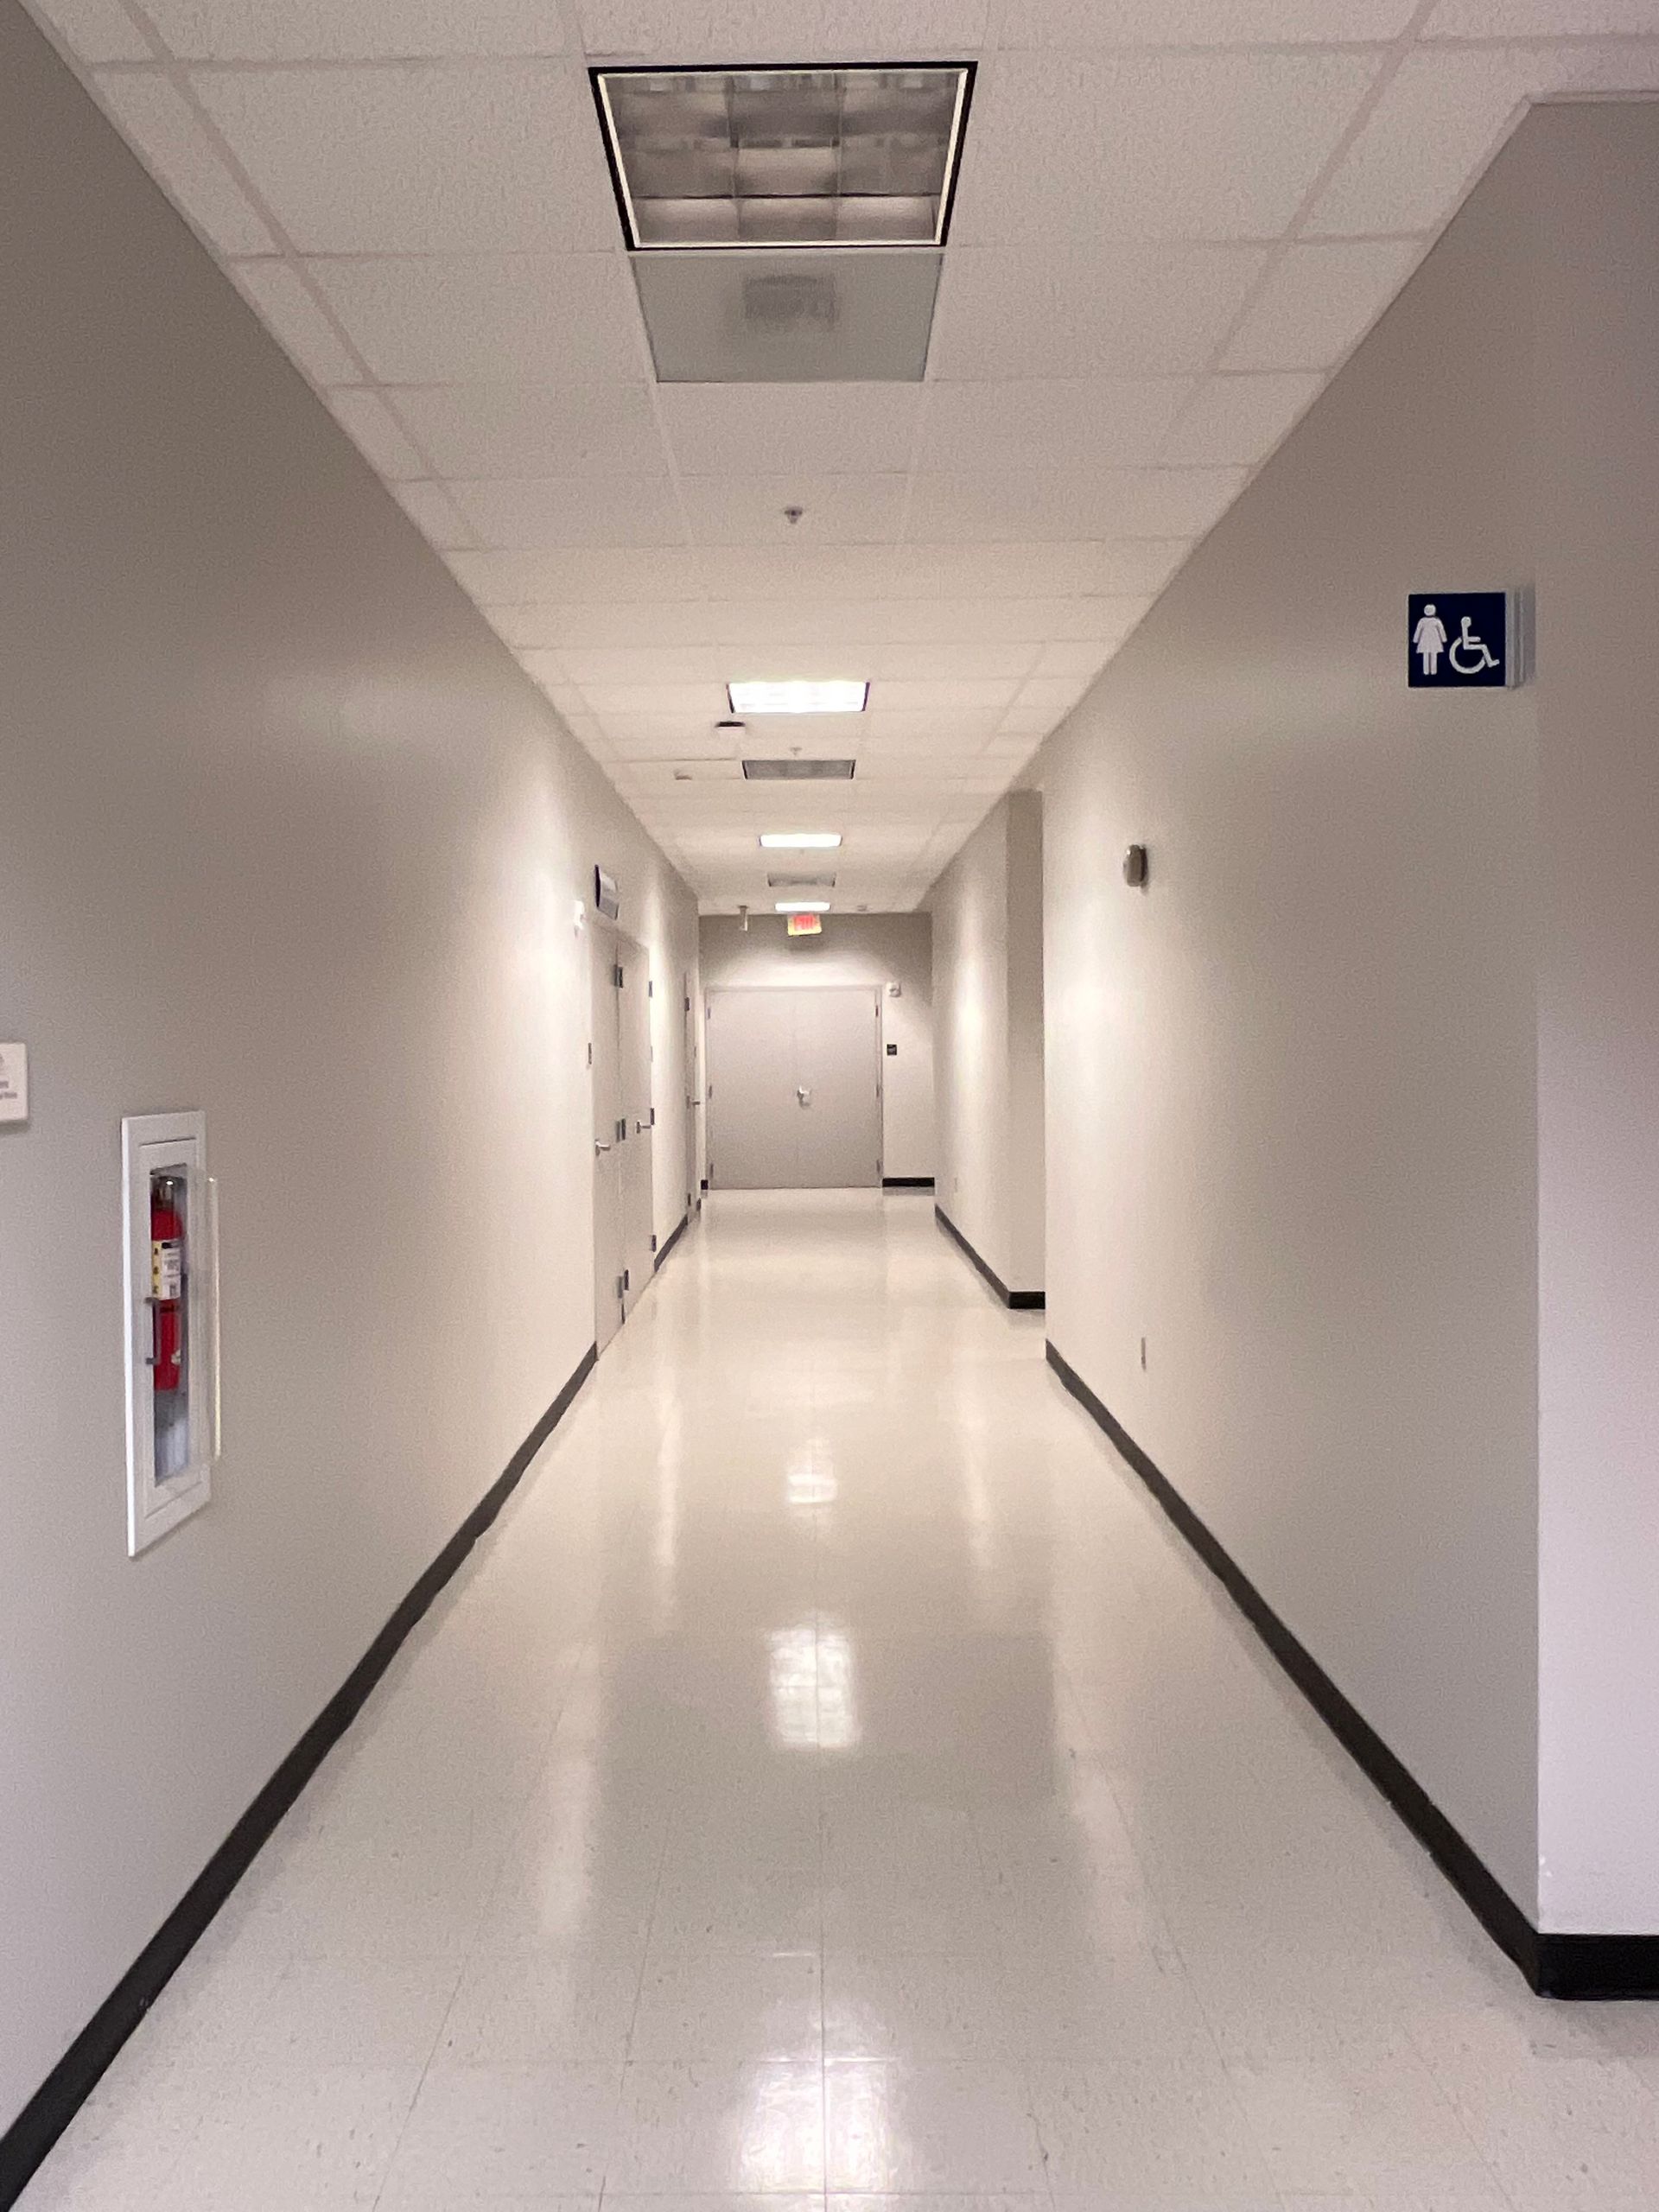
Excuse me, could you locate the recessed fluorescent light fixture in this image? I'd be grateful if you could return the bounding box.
[729,680,868,715]
[776,900,831,913]
[594,65,975,252]
[760,831,842,850]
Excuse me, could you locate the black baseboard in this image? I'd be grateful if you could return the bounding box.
[0,1344,598,2209]
[882,1175,936,1190]
[654,1211,690,1271]
[1045,1339,1659,2001]
[934,1203,1045,1311]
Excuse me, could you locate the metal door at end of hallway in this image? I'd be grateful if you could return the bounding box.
[705,986,882,1190]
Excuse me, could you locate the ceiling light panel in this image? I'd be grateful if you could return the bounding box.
[760,832,842,849]
[730,679,868,715]
[594,65,974,251]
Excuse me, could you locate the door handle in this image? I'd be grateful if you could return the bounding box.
[594,1140,613,1155]
[635,1118,651,1134]
[797,1086,811,1108]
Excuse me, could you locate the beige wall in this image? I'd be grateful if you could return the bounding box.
[698,914,934,1182]
[1038,120,1544,1912]
[1531,105,1659,1932]
[0,7,696,2133]
[929,794,1045,1294]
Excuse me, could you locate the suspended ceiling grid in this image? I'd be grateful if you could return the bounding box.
[25,0,1659,911]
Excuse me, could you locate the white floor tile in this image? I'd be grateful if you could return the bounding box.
[20,1192,1659,2211]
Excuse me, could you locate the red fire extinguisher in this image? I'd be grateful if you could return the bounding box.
[150,1178,185,1394]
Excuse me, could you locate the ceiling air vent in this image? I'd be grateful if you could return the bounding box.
[767,874,838,889]
[742,759,856,780]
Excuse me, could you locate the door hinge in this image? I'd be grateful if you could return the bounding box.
[616,1272,626,1300]
[648,979,654,996]
[613,963,625,988]
[616,1117,626,1142]
[623,1267,631,1292]
[650,1233,658,1253]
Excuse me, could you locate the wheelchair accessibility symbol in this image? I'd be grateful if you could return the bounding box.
[1408,592,1514,690]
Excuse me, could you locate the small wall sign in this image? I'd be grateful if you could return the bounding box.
[0,1043,28,1124]
[1408,593,1516,689]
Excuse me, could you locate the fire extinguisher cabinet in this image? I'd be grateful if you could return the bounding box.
[121,1110,220,1555]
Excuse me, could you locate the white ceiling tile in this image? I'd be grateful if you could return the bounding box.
[706,600,899,646]
[1308,43,1659,238]
[140,0,567,59]
[658,385,923,477]
[28,0,154,63]
[448,475,683,550]
[191,64,614,253]
[730,711,869,745]
[576,1,989,60]
[229,259,363,382]
[1005,0,1414,41]
[601,727,743,762]
[1427,0,1659,24]
[954,50,1381,245]
[582,682,728,716]
[868,679,1020,715]
[1221,238,1423,370]
[931,243,1270,378]
[307,255,644,385]
[918,378,1192,472]
[858,712,1006,744]
[92,71,278,254]
[446,548,707,601]
[907,467,1244,543]
[680,475,907,548]
[391,479,478,549]
[880,595,1151,644]
[1161,372,1325,464]
[389,383,661,478]
[495,602,723,649]
[557,646,731,686]
[326,388,427,479]
[862,641,1041,682]
[1030,640,1113,679]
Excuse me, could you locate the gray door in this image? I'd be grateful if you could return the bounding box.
[590,930,626,1353]
[616,931,655,1318]
[706,987,881,1190]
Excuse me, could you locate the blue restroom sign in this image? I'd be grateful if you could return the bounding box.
[1408,593,1515,689]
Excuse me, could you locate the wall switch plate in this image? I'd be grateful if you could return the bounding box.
[0,1043,28,1123]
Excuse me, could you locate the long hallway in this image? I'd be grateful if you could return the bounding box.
[26,1193,1659,2211]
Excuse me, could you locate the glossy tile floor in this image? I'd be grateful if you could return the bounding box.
[25,1191,1659,2210]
